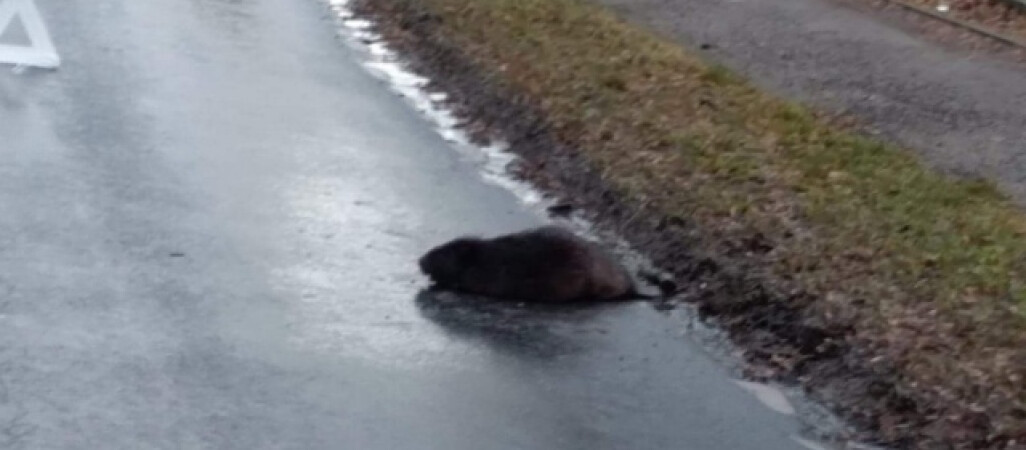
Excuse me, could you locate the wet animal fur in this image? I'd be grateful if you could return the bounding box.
[418,226,656,303]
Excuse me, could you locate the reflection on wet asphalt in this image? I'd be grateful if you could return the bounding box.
[0,0,816,448]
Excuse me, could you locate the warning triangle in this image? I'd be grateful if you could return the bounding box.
[0,0,59,69]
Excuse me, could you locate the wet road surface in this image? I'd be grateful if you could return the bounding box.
[1,1,819,448]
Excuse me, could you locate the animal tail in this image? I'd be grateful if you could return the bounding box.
[627,289,661,300]
[629,270,680,300]
[601,271,679,302]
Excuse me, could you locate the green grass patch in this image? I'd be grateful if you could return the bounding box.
[387,0,1026,438]
[425,0,1026,306]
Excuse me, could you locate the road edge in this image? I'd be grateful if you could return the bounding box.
[345,0,1025,447]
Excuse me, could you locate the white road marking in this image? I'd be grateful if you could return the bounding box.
[0,0,59,69]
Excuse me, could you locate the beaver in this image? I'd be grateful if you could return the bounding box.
[418,226,664,303]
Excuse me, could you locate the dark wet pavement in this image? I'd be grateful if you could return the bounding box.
[1,1,817,448]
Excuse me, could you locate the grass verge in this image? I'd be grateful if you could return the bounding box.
[351,0,1026,446]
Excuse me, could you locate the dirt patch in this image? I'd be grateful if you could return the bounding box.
[347,0,1026,447]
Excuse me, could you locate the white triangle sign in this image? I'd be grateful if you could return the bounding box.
[0,0,59,69]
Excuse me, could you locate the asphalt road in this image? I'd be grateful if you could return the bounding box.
[599,0,1026,205]
[0,1,818,449]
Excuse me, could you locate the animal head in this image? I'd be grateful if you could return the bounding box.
[418,237,482,286]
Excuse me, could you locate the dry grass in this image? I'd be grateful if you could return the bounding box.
[373,0,1026,444]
